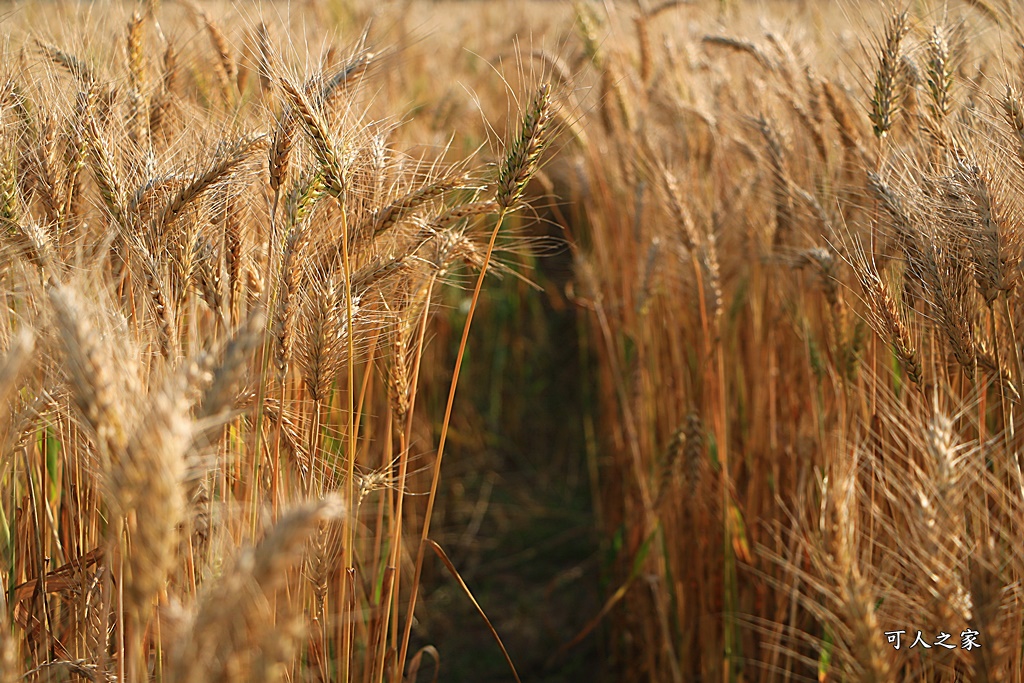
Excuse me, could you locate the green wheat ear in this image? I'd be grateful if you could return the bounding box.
[496,83,553,211]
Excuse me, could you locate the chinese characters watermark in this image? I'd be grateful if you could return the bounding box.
[884,629,981,651]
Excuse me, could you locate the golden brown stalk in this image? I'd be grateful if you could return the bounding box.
[813,443,893,683]
[915,410,974,639]
[969,542,1010,682]
[269,169,325,346]
[0,611,13,683]
[398,82,556,676]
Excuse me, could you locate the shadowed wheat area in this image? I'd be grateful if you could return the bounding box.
[2,0,1024,681]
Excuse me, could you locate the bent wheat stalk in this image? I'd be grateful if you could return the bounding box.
[397,81,552,676]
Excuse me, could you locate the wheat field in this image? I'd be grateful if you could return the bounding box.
[0,0,1023,681]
